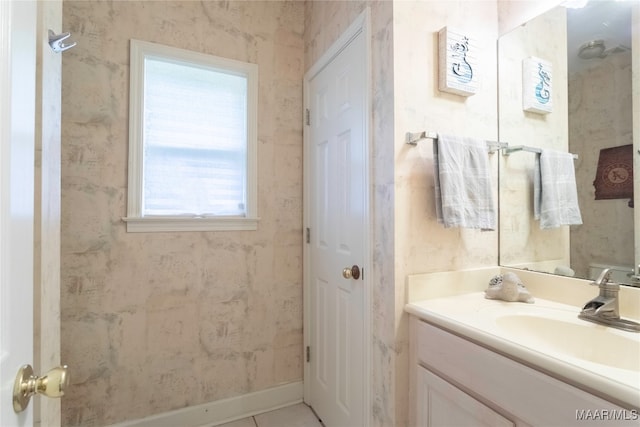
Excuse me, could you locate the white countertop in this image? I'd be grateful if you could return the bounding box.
[406,292,640,409]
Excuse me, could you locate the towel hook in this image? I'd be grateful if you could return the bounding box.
[48,30,76,53]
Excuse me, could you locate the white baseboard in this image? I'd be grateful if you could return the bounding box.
[108,381,304,427]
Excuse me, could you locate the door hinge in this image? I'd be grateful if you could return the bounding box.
[306,346,310,362]
[305,108,311,126]
[306,227,311,244]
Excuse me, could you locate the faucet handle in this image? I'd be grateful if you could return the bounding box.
[592,268,612,286]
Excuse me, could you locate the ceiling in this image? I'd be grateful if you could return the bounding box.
[566,0,633,74]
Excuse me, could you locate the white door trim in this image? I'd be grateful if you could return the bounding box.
[302,8,372,427]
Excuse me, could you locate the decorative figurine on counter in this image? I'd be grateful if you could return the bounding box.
[485,272,534,303]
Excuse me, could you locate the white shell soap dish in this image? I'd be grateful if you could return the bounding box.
[485,272,534,303]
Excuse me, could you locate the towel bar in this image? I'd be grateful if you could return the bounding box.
[503,145,578,160]
[405,131,508,154]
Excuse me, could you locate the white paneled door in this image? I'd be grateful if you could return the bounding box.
[304,11,370,427]
[0,0,36,425]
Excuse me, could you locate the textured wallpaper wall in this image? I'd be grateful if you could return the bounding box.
[61,1,304,425]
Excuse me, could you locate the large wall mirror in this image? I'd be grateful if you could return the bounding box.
[498,1,639,286]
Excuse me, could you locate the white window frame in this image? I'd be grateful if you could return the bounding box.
[124,39,259,232]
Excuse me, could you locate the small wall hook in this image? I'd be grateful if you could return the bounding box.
[48,30,76,53]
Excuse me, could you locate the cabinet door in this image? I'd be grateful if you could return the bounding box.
[416,366,515,427]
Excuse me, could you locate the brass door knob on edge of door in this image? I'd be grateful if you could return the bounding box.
[13,364,69,413]
[342,265,360,280]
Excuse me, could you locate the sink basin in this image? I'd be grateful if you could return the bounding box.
[492,311,640,371]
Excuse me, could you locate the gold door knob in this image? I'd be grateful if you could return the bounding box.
[342,265,361,280]
[13,364,69,413]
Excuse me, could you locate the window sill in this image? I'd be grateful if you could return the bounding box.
[122,216,259,232]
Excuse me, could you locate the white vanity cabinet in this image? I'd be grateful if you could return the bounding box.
[415,365,515,427]
[409,316,639,427]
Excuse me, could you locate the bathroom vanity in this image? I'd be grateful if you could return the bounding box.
[406,268,640,427]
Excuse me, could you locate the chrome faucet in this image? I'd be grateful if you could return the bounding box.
[579,268,640,332]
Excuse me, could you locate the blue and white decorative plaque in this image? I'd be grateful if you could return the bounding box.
[438,27,479,97]
[522,57,552,114]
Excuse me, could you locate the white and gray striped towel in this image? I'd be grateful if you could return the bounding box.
[433,134,496,230]
[535,149,582,229]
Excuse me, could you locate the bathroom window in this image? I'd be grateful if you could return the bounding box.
[124,40,258,232]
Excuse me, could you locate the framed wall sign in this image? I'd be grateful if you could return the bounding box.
[522,56,553,114]
[438,27,479,97]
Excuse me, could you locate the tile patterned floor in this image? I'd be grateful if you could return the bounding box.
[217,403,324,427]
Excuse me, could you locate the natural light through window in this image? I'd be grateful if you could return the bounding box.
[125,40,258,232]
[143,59,247,216]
